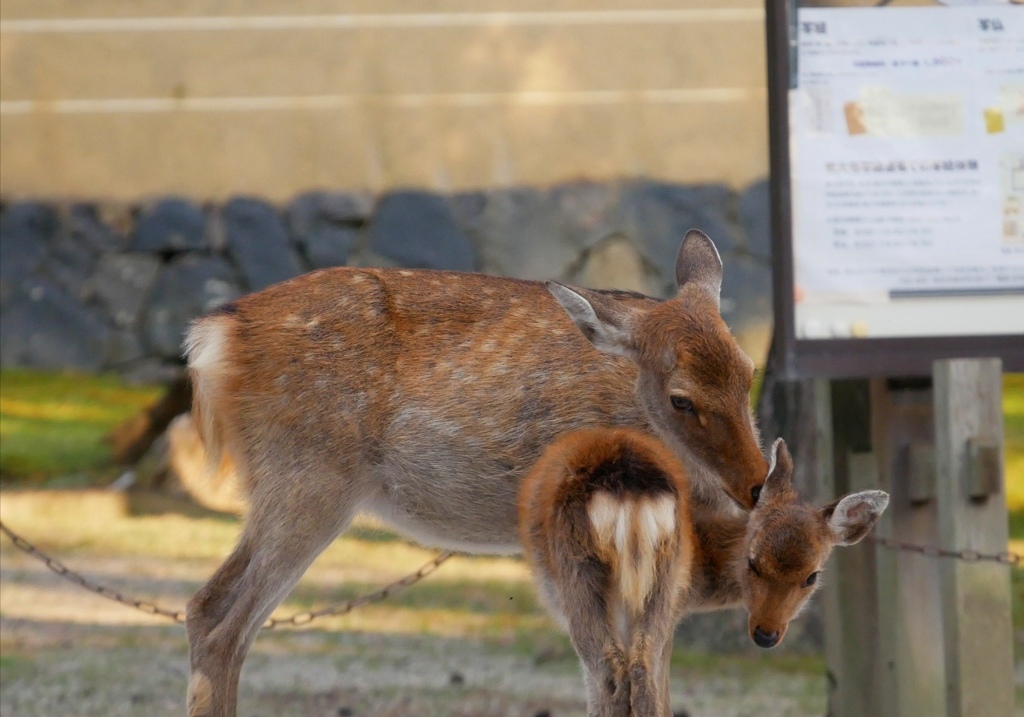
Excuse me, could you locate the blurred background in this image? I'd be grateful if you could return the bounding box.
[0,0,774,383]
[0,2,1019,716]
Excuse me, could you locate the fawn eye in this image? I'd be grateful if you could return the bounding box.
[671,396,696,415]
[747,558,761,577]
[802,572,819,588]
[751,485,762,504]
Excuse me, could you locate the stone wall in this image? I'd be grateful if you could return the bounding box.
[0,178,817,652]
[0,179,773,381]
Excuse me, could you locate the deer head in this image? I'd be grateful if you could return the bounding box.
[547,229,767,510]
[741,439,889,648]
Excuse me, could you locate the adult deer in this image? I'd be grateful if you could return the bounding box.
[519,433,888,716]
[183,229,768,716]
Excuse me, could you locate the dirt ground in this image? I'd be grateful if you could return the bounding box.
[0,620,829,717]
[0,491,832,717]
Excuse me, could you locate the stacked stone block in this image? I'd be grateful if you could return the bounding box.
[0,179,772,380]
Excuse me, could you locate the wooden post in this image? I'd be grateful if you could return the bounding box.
[818,379,885,717]
[870,378,945,717]
[813,378,844,714]
[933,358,1013,717]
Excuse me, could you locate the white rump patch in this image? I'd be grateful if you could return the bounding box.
[183,316,233,469]
[588,492,629,558]
[588,492,676,614]
[637,496,676,548]
[184,317,228,372]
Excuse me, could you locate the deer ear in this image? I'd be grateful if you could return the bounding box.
[821,490,889,546]
[760,438,794,502]
[675,229,723,308]
[546,282,640,360]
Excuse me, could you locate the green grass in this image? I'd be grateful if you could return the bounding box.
[1002,374,1024,639]
[0,653,35,680]
[1005,373,1024,514]
[0,369,161,485]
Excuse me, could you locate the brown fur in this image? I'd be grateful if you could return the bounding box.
[182,230,768,716]
[519,436,888,714]
[519,428,694,717]
[684,440,889,647]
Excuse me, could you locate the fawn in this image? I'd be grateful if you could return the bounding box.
[183,229,768,716]
[519,433,888,716]
[519,428,694,717]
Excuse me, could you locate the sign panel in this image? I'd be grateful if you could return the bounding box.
[767,1,1024,377]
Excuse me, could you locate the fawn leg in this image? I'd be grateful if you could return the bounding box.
[657,631,674,714]
[558,562,631,717]
[628,570,684,717]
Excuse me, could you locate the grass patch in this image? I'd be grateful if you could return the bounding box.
[1004,373,1024,515]
[0,653,35,681]
[671,649,825,676]
[1001,374,1024,654]
[0,370,161,485]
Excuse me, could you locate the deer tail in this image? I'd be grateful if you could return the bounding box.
[587,492,677,614]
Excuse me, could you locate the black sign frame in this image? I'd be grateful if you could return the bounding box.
[764,0,1024,379]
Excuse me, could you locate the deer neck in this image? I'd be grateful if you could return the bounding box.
[684,508,749,612]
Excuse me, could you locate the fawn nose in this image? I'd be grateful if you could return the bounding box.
[753,627,779,649]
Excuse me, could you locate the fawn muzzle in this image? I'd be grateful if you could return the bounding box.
[752,626,780,649]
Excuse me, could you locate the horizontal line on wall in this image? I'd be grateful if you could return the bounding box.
[0,88,766,115]
[0,9,764,34]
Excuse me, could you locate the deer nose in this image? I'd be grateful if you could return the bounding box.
[753,627,779,649]
[750,484,763,505]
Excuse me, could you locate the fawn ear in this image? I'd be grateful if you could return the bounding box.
[546,282,641,360]
[675,229,723,308]
[759,438,794,502]
[821,490,889,546]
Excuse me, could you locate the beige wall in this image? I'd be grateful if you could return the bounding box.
[0,1,770,201]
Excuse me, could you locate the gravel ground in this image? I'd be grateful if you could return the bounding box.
[0,548,829,717]
[0,617,827,717]
[0,491,830,717]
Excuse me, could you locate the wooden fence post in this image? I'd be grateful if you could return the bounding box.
[818,379,885,717]
[870,378,945,717]
[933,358,1013,717]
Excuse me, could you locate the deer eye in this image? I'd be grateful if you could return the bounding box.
[747,558,761,577]
[671,396,696,415]
[802,571,819,588]
[751,485,762,504]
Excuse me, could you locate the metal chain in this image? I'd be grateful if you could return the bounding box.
[0,520,187,623]
[0,519,453,629]
[4,517,1017,630]
[866,534,1021,565]
[263,550,452,628]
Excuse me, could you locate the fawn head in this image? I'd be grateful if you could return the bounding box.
[547,229,767,509]
[742,439,889,648]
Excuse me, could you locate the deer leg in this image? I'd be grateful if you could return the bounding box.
[556,563,630,717]
[572,628,630,717]
[185,468,366,717]
[628,568,684,717]
[656,632,674,713]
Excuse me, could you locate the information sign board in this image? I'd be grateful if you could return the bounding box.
[766,0,1024,377]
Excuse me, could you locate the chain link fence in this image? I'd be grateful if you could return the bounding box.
[1,519,1019,629]
[0,520,452,629]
